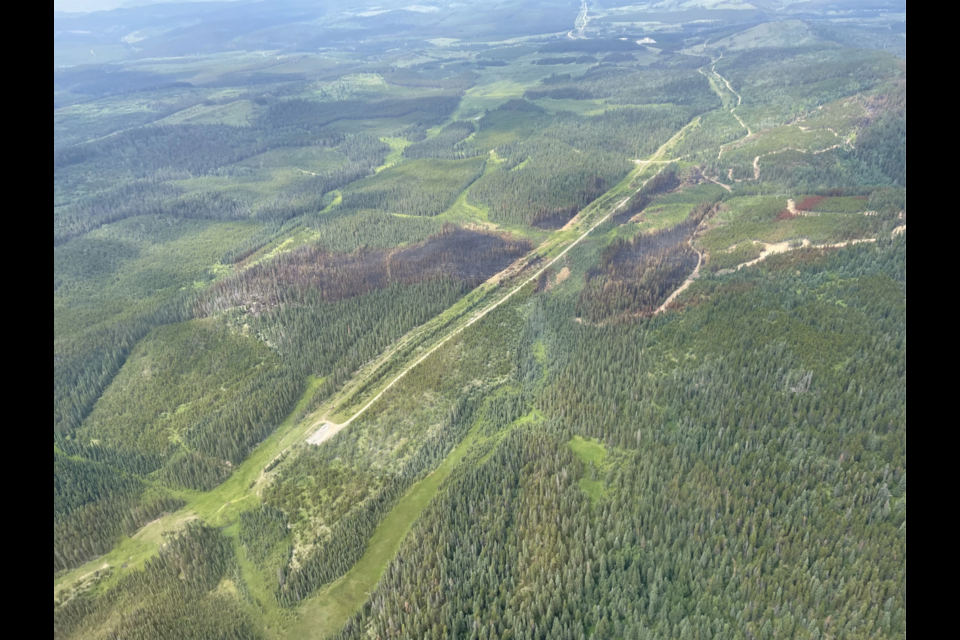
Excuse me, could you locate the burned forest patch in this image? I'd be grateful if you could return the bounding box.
[199,225,531,316]
[577,205,713,324]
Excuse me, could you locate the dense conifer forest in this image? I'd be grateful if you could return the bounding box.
[54,4,906,639]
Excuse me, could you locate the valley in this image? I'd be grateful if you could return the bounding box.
[54,3,906,639]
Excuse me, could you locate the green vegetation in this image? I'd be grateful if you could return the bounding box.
[340,157,488,217]
[707,241,764,272]
[336,237,907,640]
[54,10,906,640]
[569,436,607,465]
[79,320,279,464]
[55,523,261,639]
[700,212,880,253]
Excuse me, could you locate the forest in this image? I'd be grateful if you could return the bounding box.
[54,8,906,640]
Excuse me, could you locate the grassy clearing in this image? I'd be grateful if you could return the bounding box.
[713,196,788,225]
[803,196,872,213]
[579,479,606,502]
[245,227,321,269]
[570,437,608,504]
[699,213,880,252]
[54,508,200,599]
[635,203,695,234]
[226,523,297,640]
[156,100,256,126]
[570,436,607,465]
[801,97,866,138]
[174,169,317,207]
[457,80,526,116]
[54,375,327,598]
[439,183,493,226]
[470,108,550,151]
[436,156,548,243]
[724,125,842,161]
[238,147,349,174]
[377,137,412,173]
[286,422,485,639]
[533,98,614,116]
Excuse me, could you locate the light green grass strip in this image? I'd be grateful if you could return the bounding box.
[286,424,482,639]
[569,436,607,465]
[53,376,327,598]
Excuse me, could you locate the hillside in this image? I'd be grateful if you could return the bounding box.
[54,4,906,639]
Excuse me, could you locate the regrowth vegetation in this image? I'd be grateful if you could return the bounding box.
[54,9,906,640]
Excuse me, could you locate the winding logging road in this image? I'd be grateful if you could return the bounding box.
[569,0,591,39]
[655,243,703,315]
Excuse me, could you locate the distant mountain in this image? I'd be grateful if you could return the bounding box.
[54,0,247,14]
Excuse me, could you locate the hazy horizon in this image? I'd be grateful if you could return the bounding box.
[55,0,244,14]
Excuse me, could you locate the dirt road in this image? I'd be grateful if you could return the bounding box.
[711,64,751,135]
[656,244,703,314]
[704,175,732,192]
[300,117,703,446]
[660,235,884,312]
[736,238,877,271]
[304,163,679,446]
[569,0,590,39]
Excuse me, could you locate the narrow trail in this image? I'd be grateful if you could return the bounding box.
[699,67,744,161]
[749,141,847,180]
[561,160,672,232]
[702,59,753,162]
[711,62,751,135]
[655,243,703,314]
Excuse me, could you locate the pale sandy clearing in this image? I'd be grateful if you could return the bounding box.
[734,237,878,272]
[737,239,811,270]
[306,422,336,446]
[705,176,732,192]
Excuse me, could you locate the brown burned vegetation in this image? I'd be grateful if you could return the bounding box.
[199,225,531,316]
[796,196,827,212]
[610,168,682,226]
[577,203,714,324]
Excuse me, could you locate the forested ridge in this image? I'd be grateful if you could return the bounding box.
[336,238,907,640]
[54,14,906,640]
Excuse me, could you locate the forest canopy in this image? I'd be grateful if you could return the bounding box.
[53,6,906,639]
